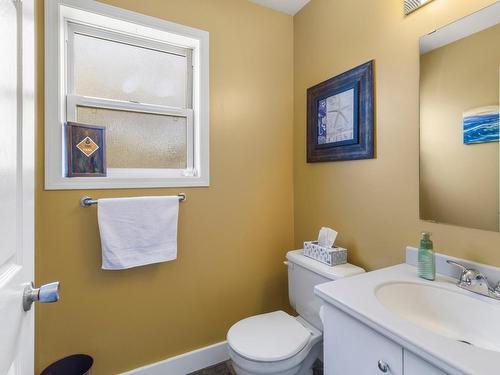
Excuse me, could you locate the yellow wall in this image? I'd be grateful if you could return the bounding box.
[37,0,500,373]
[420,24,500,231]
[293,0,500,272]
[35,1,294,373]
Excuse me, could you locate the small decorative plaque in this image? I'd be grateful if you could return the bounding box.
[76,136,100,157]
[66,122,106,177]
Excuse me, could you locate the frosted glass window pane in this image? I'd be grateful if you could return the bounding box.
[73,33,188,107]
[77,107,187,169]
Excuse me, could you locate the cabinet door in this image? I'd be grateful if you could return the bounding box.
[323,305,403,375]
[404,350,447,375]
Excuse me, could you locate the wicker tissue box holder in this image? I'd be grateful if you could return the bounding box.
[303,241,347,266]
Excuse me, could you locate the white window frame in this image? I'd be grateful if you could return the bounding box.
[45,0,209,189]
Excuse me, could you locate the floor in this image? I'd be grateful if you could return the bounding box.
[189,360,324,375]
[188,361,236,375]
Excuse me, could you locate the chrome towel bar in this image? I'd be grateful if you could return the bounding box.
[80,193,186,207]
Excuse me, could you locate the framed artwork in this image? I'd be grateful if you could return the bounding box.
[307,60,374,162]
[463,105,499,144]
[66,122,106,177]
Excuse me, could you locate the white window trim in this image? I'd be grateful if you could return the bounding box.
[45,0,209,189]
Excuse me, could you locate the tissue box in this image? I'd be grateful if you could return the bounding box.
[303,241,347,266]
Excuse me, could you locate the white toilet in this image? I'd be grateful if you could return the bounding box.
[227,250,365,375]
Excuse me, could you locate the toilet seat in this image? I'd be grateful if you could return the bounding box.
[228,314,322,375]
[227,311,311,362]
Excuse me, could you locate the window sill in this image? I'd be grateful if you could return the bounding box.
[45,168,209,190]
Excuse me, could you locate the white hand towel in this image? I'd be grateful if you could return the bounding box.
[97,196,179,270]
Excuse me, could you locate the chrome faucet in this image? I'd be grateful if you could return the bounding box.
[446,260,500,300]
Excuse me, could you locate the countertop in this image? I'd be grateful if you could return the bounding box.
[315,263,500,375]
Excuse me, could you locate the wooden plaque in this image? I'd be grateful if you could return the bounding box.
[66,122,106,177]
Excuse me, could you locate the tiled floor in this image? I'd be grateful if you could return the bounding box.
[189,359,324,375]
[188,361,236,375]
[312,359,324,375]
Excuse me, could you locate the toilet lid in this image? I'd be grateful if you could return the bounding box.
[227,311,311,362]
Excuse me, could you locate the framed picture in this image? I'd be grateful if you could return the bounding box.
[463,105,499,144]
[307,60,374,162]
[66,122,106,177]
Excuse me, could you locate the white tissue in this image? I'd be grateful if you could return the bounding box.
[318,227,338,248]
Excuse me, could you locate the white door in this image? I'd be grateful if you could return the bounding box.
[0,0,35,374]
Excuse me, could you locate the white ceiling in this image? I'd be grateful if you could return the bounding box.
[248,0,311,16]
[420,1,500,54]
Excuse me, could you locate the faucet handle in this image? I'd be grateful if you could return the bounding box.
[493,281,500,295]
[447,259,490,294]
[446,260,480,285]
[446,259,469,272]
[447,260,470,281]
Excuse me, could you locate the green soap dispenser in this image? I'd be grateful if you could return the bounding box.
[418,232,435,281]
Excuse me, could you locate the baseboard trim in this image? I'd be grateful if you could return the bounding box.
[120,341,229,375]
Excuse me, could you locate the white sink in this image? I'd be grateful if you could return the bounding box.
[375,282,500,353]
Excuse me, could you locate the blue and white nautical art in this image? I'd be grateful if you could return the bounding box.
[317,83,359,147]
[463,106,499,144]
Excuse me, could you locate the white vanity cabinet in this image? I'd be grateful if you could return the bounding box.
[323,305,403,374]
[404,351,447,375]
[322,305,446,375]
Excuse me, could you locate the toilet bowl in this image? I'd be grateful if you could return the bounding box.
[227,250,365,375]
[228,311,322,375]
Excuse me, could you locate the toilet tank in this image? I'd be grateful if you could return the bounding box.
[286,250,365,330]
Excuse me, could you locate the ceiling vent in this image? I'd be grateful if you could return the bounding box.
[404,0,434,15]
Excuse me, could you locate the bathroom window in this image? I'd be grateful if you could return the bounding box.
[45,0,209,189]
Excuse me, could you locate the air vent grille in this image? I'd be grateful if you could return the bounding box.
[404,0,434,15]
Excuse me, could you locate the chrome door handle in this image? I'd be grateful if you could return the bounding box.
[23,281,60,311]
[377,360,389,373]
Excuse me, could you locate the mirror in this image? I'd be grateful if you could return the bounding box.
[419,3,500,231]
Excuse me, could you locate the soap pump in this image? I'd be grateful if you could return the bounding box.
[418,232,435,281]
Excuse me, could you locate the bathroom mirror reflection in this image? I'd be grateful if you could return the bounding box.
[419,3,500,232]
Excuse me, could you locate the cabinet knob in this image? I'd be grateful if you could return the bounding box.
[377,360,389,373]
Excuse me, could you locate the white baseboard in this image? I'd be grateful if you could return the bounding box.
[120,341,229,375]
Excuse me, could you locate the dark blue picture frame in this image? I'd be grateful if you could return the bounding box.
[307,60,374,162]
